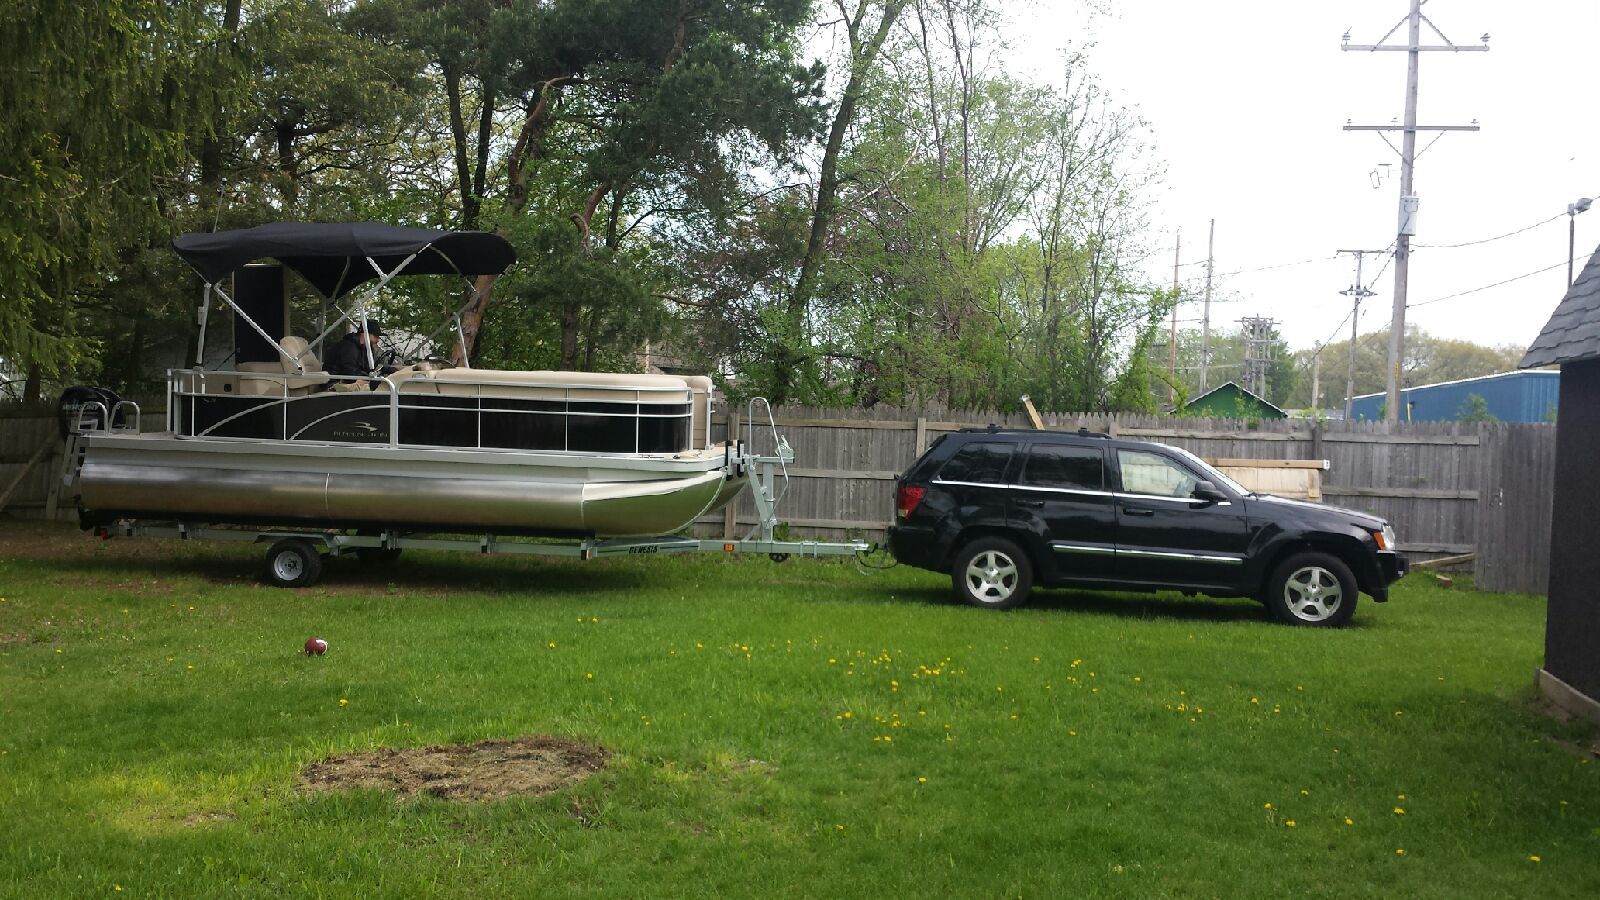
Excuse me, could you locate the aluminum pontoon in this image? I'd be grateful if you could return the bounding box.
[65,223,755,540]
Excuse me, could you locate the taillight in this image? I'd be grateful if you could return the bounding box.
[896,485,926,521]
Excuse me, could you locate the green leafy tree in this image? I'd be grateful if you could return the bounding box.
[1456,393,1497,424]
[0,2,224,400]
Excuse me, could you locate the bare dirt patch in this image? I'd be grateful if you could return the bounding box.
[0,632,30,645]
[181,810,238,828]
[300,735,606,802]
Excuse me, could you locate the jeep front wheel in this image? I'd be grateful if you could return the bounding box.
[951,538,1033,611]
[1266,552,1357,627]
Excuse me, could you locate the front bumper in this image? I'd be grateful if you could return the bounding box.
[1369,550,1408,601]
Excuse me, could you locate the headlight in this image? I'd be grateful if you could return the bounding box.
[1376,524,1398,551]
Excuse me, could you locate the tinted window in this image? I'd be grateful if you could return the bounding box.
[938,442,1014,484]
[1020,445,1104,491]
[1117,449,1198,498]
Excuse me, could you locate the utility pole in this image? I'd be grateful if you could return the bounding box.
[1238,316,1278,399]
[1310,349,1323,410]
[1169,232,1181,408]
[1337,249,1384,419]
[1343,4,1487,422]
[1199,219,1214,392]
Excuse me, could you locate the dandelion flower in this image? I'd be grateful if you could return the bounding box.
[1397,794,1406,800]
[1394,807,1405,815]
[339,698,348,706]
[547,642,556,649]
[1529,855,1541,863]
[1396,848,1406,856]
[1286,820,1296,828]
[1344,817,1354,826]
[585,673,593,680]
[917,777,927,784]
[1263,803,1273,810]
[1300,789,1309,796]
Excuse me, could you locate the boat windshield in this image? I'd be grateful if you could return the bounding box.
[1166,445,1253,496]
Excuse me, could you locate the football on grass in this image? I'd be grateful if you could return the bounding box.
[304,637,328,656]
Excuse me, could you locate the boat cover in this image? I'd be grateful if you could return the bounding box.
[173,222,517,297]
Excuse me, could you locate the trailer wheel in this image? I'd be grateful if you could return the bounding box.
[769,552,791,563]
[265,538,322,588]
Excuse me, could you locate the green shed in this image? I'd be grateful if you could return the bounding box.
[1181,381,1287,420]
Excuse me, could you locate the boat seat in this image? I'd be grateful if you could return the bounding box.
[233,337,329,396]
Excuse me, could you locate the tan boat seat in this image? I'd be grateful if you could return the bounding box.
[234,337,329,396]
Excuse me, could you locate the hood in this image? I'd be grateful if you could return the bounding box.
[1249,492,1387,530]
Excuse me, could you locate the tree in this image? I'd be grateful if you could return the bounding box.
[0,2,222,400]
[1457,393,1497,424]
[1285,326,1527,411]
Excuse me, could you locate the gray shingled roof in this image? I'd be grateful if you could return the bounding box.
[1523,245,1600,367]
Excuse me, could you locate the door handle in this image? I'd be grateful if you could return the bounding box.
[1122,507,1155,517]
[1015,499,1045,508]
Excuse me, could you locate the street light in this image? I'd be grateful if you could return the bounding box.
[1569,197,1593,287]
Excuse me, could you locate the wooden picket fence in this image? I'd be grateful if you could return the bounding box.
[697,404,1554,595]
[0,402,1556,594]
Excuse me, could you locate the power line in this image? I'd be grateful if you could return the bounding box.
[1408,259,1569,308]
[1413,213,1564,249]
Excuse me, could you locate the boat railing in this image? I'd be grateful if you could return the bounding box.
[71,400,141,434]
[166,367,695,453]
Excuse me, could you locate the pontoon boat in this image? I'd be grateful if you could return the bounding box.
[66,223,747,537]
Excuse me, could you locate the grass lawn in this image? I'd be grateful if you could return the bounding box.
[1,520,1597,898]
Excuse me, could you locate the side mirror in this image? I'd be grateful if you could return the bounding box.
[1193,480,1229,503]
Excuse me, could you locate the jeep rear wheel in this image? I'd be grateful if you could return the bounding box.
[951,537,1033,611]
[1266,552,1357,627]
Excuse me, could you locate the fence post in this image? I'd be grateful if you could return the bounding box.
[914,416,927,455]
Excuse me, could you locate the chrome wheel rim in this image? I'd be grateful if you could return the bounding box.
[272,550,304,582]
[965,550,1018,603]
[1283,566,1342,621]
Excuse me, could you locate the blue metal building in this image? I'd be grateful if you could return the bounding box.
[1347,370,1560,423]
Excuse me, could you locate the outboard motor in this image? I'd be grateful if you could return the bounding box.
[56,386,122,439]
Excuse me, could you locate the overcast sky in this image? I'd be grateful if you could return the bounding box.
[1013,0,1600,353]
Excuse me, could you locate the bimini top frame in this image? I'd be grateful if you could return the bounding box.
[173,222,517,374]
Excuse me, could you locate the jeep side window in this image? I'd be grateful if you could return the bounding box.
[937,442,1014,484]
[1116,449,1197,499]
[1020,445,1103,491]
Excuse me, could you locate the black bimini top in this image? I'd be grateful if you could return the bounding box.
[173,222,517,298]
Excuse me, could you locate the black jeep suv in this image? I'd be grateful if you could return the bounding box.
[888,428,1407,626]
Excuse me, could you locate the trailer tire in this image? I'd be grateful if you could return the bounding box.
[265,538,322,588]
